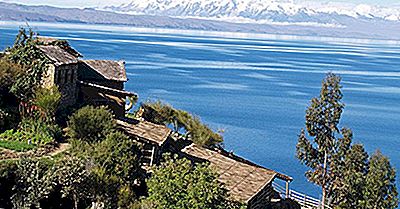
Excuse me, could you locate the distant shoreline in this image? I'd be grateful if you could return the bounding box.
[0,1,400,42]
[1,21,400,46]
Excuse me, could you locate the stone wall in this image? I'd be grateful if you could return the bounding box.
[54,63,78,107]
[248,182,276,209]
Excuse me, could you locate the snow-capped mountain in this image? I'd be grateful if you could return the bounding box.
[102,0,400,27]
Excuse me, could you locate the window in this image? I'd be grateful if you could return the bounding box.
[70,69,75,83]
[64,69,69,84]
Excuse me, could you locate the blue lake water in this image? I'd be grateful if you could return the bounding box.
[1,22,399,199]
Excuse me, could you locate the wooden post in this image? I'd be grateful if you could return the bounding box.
[285,181,290,198]
[303,194,307,207]
[149,146,156,166]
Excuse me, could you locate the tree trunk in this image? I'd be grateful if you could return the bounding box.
[321,151,328,209]
[73,193,78,209]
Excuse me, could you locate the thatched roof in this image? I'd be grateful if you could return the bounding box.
[36,36,82,57]
[82,60,127,82]
[38,45,79,66]
[181,144,292,203]
[116,119,171,146]
[36,36,59,45]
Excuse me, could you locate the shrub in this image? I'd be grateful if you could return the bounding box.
[34,86,61,121]
[11,159,55,209]
[67,106,116,143]
[93,132,142,185]
[0,118,61,146]
[146,154,237,209]
[0,58,25,92]
[142,101,223,147]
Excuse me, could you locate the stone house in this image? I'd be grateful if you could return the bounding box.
[36,37,135,117]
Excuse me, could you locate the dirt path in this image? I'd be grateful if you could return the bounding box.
[0,143,71,161]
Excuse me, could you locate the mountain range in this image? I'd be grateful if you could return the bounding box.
[0,1,399,40]
[102,0,400,26]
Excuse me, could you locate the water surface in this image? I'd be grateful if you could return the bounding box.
[1,22,399,199]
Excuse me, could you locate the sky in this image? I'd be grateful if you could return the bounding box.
[0,0,398,8]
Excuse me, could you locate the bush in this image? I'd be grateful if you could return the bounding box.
[146,154,237,209]
[142,101,223,147]
[0,58,25,92]
[34,86,61,121]
[67,106,116,143]
[93,132,142,185]
[0,118,61,146]
[0,160,17,209]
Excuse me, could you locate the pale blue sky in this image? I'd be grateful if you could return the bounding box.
[0,0,398,8]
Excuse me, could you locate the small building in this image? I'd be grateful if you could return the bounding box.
[38,45,80,106]
[36,36,135,117]
[116,118,172,167]
[181,144,293,209]
[78,60,136,117]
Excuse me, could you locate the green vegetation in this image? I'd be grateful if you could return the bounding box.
[5,28,49,101]
[0,140,35,152]
[0,59,25,131]
[67,106,116,143]
[296,73,398,209]
[146,154,242,209]
[142,101,223,147]
[34,86,62,121]
[361,151,398,209]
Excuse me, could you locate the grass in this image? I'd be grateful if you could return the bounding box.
[0,140,36,152]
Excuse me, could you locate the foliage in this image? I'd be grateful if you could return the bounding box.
[361,151,398,209]
[0,58,25,92]
[11,159,54,209]
[0,118,61,146]
[0,59,24,131]
[297,73,398,208]
[5,27,49,101]
[296,73,345,205]
[34,86,62,121]
[67,106,116,143]
[93,132,142,185]
[146,154,237,209]
[0,140,35,152]
[67,132,143,208]
[330,129,369,208]
[142,101,223,147]
[53,156,91,209]
[0,160,17,209]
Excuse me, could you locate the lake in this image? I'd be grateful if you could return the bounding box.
[1,22,399,199]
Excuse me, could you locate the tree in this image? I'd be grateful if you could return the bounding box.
[361,151,398,209]
[93,131,142,185]
[146,154,236,209]
[141,101,223,147]
[330,129,369,208]
[54,156,91,209]
[67,106,116,143]
[11,159,54,209]
[5,27,49,101]
[296,73,345,207]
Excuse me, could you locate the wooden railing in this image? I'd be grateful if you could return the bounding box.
[272,182,333,209]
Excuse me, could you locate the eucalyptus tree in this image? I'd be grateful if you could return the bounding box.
[296,73,345,207]
[361,151,398,209]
